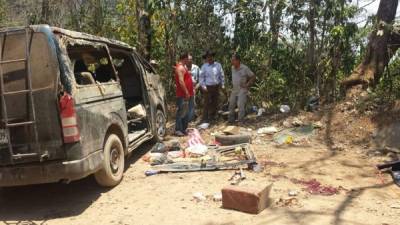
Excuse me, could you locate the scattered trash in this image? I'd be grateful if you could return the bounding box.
[377,160,400,187]
[275,197,300,207]
[273,125,315,145]
[148,144,256,174]
[274,134,293,145]
[306,96,319,112]
[198,123,210,130]
[145,170,160,176]
[148,152,172,166]
[186,144,208,157]
[389,202,400,209]
[150,142,167,153]
[223,126,240,135]
[257,108,266,117]
[288,190,299,197]
[292,124,315,135]
[187,128,205,147]
[193,192,206,201]
[168,150,184,158]
[282,120,291,128]
[290,178,340,196]
[280,105,290,113]
[229,168,246,185]
[165,139,182,152]
[257,126,278,135]
[313,121,323,129]
[252,163,264,173]
[291,117,303,126]
[213,193,223,202]
[332,143,345,151]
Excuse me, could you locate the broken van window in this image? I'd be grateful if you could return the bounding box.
[67,45,116,85]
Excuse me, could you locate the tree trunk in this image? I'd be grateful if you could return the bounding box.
[342,0,399,89]
[307,0,317,95]
[40,0,50,24]
[136,0,152,60]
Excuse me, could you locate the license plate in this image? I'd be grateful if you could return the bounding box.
[0,129,8,144]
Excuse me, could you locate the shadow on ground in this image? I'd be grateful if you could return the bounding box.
[0,140,154,223]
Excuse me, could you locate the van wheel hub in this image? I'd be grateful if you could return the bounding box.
[110,148,120,173]
[156,112,165,137]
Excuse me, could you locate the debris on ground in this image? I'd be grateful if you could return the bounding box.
[222,125,241,135]
[257,126,278,135]
[275,197,301,208]
[292,117,304,126]
[389,202,400,209]
[377,160,400,187]
[145,144,257,174]
[213,193,223,202]
[313,121,324,129]
[274,134,294,145]
[186,144,208,157]
[257,108,266,117]
[198,123,210,130]
[273,124,315,146]
[280,105,290,113]
[228,168,246,185]
[193,192,206,202]
[288,190,299,197]
[187,128,205,147]
[222,184,272,214]
[306,96,319,112]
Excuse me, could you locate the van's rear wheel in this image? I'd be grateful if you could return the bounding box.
[95,134,124,187]
[153,109,166,142]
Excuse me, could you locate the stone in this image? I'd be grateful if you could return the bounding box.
[222,184,272,214]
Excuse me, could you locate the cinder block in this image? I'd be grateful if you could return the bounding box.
[222,184,272,214]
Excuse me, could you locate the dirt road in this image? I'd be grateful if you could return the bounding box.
[0,131,399,225]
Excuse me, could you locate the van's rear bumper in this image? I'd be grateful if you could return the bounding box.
[0,150,103,187]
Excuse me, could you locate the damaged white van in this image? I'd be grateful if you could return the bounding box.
[0,25,167,187]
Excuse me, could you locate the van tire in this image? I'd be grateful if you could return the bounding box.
[153,109,166,142]
[95,134,124,187]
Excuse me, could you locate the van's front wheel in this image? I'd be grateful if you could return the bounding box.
[153,109,166,142]
[95,134,124,187]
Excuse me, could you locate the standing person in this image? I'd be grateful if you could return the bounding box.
[186,54,200,121]
[175,52,195,136]
[199,50,225,123]
[228,53,256,124]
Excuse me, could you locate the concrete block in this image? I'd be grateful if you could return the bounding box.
[222,184,272,214]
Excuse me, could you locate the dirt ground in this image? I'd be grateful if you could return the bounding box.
[1,105,400,225]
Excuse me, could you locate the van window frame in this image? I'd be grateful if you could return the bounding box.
[66,41,119,88]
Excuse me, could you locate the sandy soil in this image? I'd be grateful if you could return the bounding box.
[1,111,400,225]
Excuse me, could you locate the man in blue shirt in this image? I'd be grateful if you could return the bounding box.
[199,50,225,122]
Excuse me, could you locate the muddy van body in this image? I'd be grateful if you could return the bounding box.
[0,25,167,187]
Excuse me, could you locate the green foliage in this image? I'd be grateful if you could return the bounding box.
[0,0,5,26]
[1,0,381,110]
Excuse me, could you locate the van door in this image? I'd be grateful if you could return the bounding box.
[0,29,64,165]
[66,43,127,158]
[132,53,164,108]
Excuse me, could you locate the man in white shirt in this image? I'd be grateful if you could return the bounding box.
[186,54,200,121]
[199,50,225,122]
[228,53,256,123]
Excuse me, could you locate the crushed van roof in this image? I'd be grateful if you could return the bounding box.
[0,24,134,50]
